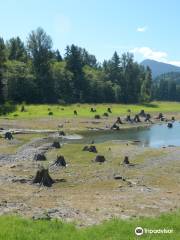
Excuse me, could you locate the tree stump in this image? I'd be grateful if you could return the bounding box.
[5,132,13,140]
[116,117,123,124]
[107,107,112,113]
[52,141,61,148]
[89,145,97,153]
[95,155,106,162]
[134,114,141,123]
[167,122,173,128]
[94,114,100,119]
[74,110,77,115]
[34,153,46,161]
[123,156,129,164]
[54,155,66,167]
[139,109,146,117]
[59,131,65,136]
[33,168,54,187]
[145,113,151,122]
[103,112,109,117]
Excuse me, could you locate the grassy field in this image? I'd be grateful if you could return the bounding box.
[3,101,180,119]
[0,212,179,240]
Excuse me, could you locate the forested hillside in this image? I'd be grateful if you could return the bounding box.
[0,27,152,104]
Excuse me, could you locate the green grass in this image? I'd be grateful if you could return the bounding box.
[2,101,180,119]
[0,212,179,240]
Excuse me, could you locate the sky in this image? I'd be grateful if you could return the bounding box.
[1,0,180,65]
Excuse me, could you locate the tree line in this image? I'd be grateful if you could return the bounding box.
[153,72,180,101]
[0,27,153,104]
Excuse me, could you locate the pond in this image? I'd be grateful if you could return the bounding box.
[63,121,180,148]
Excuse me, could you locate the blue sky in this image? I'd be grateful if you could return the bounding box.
[1,0,180,65]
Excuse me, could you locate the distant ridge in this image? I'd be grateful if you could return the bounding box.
[141,59,180,78]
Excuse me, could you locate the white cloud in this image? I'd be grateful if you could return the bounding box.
[131,46,180,67]
[131,47,167,61]
[137,26,147,32]
[168,61,180,67]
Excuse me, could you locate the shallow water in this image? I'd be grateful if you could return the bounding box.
[65,121,180,148]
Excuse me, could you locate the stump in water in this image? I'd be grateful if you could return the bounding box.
[5,132,13,140]
[95,155,106,163]
[107,107,112,113]
[54,155,66,167]
[34,153,46,161]
[52,141,61,148]
[74,110,77,115]
[33,168,54,187]
[111,123,120,130]
[123,156,129,164]
[167,122,173,128]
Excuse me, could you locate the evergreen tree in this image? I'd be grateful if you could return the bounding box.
[7,37,27,62]
[27,27,54,102]
[0,37,6,103]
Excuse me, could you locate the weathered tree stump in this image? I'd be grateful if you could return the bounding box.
[74,110,77,115]
[145,113,151,122]
[34,153,46,161]
[167,122,173,128]
[48,111,53,116]
[33,168,54,187]
[116,117,123,124]
[89,145,97,153]
[82,145,97,153]
[54,155,66,167]
[123,156,129,164]
[103,112,109,117]
[134,114,141,123]
[52,141,61,148]
[107,107,112,113]
[172,116,175,121]
[90,108,96,112]
[139,109,146,117]
[59,131,65,136]
[111,123,120,130]
[94,114,101,119]
[126,115,132,122]
[5,132,13,140]
[95,155,106,162]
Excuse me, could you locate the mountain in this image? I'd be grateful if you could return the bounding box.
[141,59,180,78]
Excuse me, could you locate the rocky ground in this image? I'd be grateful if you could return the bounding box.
[0,114,180,226]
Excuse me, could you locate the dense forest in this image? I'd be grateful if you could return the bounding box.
[153,72,180,101]
[0,27,164,105]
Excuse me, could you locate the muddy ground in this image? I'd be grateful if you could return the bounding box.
[0,113,180,226]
